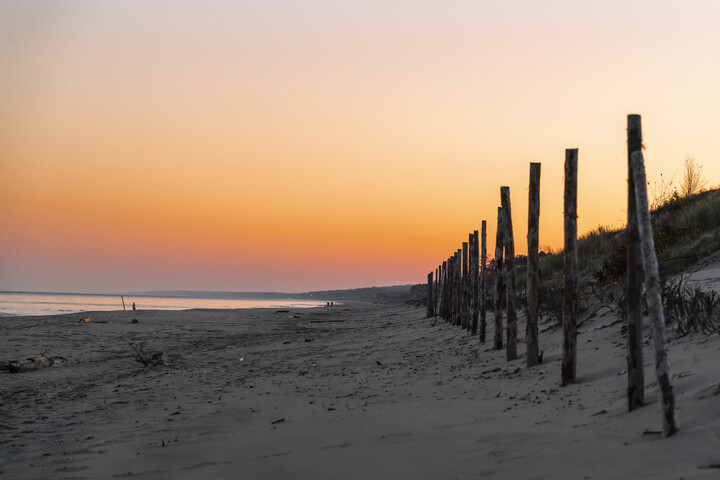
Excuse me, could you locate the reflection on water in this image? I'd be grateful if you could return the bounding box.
[0,292,326,316]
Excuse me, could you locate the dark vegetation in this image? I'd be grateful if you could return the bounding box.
[662,276,720,336]
[129,342,164,367]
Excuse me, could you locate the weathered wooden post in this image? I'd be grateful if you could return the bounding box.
[493,207,505,350]
[462,241,469,329]
[562,149,578,386]
[480,220,488,342]
[427,271,434,318]
[468,233,475,331]
[454,249,462,326]
[437,266,441,314]
[434,267,439,319]
[626,114,645,410]
[471,230,480,335]
[452,251,459,325]
[448,255,455,324]
[439,260,447,320]
[501,187,518,361]
[450,253,457,325]
[527,162,541,367]
[443,260,448,320]
[441,258,447,321]
[630,151,677,436]
[456,249,463,326]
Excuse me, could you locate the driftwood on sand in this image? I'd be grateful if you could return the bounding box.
[3,356,68,373]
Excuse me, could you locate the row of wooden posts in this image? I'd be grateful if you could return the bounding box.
[425,114,677,436]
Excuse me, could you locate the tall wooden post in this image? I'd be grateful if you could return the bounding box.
[468,234,475,331]
[501,187,517,361]
[439,260,447,320]
[428,268,438,318]
[626,114,645,410]
[471,230,480,335]
[527,162,541,367]
[448,255,456,324]
[455,248,462,327]
[455,249,462,326]
[442,257,449,321]
[462,241,469,329]
[493,207,505,350]
[630,151,677,436]
[562,149,578,386]
[436,267,441,318]
[427,272,434,318]
[448,253,453,324]
[450,252,457,325]
[466,236,473,331]
[480,220,487,342]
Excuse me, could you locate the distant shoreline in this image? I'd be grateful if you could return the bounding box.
[0,291,329,317]
[0,284,423,302]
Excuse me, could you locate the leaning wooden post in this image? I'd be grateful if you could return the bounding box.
[631,151,677,436]
[501,187,518,361]
[493,207,505,350]
[462,241,469,329]
[427,271,434,318]
[471,230,480,335]
[527,162,541,367]
[562,149,578,386]
[480,220,487,342]
[626,114,645,410]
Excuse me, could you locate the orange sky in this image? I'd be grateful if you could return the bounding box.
[2,1,719,293]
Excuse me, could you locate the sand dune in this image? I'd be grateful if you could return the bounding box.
[1,300,718,479]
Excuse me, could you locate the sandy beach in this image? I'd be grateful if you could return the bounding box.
[2,296,719,479]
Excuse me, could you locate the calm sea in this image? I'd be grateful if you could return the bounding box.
[0,292,326,316]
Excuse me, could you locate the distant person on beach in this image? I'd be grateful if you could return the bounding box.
[132,302,136,311]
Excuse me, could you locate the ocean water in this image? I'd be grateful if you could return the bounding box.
[0,291,327,316]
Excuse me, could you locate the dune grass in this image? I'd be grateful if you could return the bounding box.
[536,188,720,284]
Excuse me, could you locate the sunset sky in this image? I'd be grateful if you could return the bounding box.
[2,1,719,293]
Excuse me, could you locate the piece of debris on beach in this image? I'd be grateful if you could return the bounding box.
[4,356,68,373]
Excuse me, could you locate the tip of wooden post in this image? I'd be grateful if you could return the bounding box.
[627,114,642,129]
